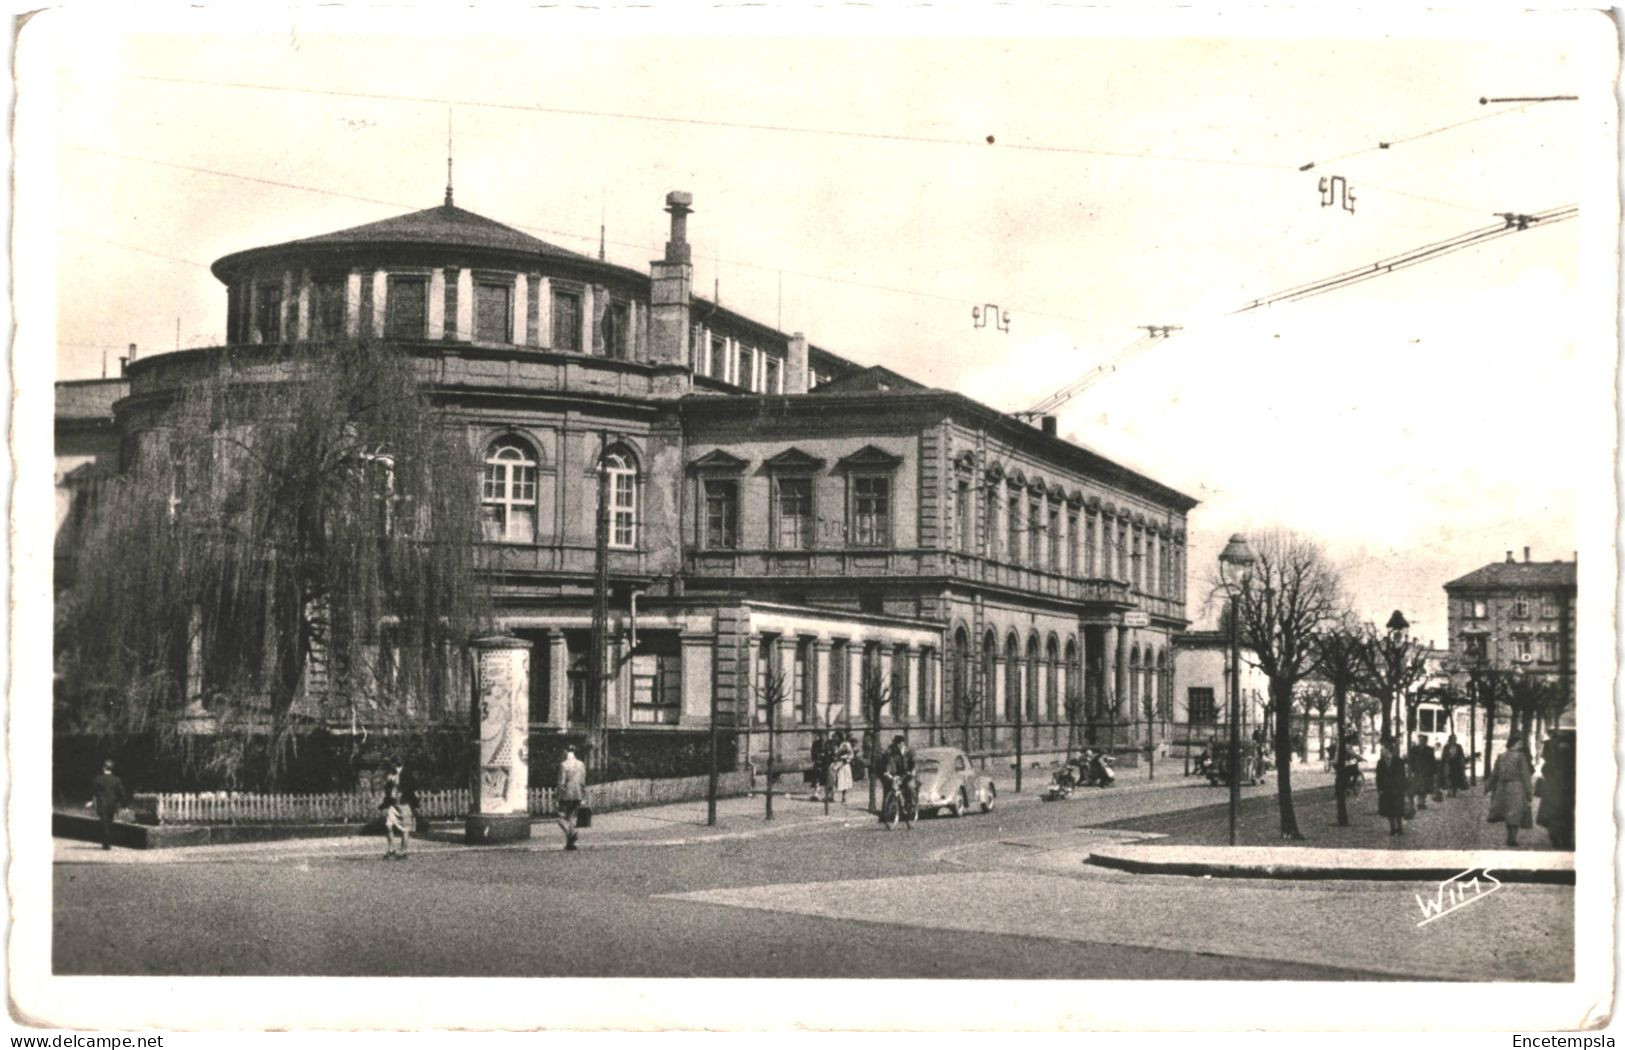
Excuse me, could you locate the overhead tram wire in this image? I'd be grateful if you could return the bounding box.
[64,143,1102,327]
[1297,101,1544,171]
[1022,204,1579,416]
[126,73,1291,172]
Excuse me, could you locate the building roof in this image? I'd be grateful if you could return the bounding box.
[811,365,927,395]
[1444,560,1576,591]
[55,378,129,422]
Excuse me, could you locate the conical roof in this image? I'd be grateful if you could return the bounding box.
[211,203,603,281]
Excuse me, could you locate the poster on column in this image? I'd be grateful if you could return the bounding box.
[476,646,529,813]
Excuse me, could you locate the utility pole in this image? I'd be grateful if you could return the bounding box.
[589,434,611,778]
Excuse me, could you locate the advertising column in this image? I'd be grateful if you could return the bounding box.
[466,634,534,844]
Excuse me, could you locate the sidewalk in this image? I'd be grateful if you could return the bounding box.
[1082,781,1574,883]
[50,758,1224,864]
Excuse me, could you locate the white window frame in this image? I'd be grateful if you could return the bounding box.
[604,450,638,549]
[482,440,538,543]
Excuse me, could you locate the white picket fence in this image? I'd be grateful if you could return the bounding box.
[150,786,558,825]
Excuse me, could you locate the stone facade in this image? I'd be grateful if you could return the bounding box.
[55,191,1198,763]
[1444,548,1577,726]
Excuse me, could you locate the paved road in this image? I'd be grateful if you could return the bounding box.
[53,776,1571,981]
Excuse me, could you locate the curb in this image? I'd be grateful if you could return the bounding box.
[1083,849,1575,885]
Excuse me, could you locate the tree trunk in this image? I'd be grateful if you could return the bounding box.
[1379,693,1392,741]
[1334,683,1348,826]
[1271,679,1301,839]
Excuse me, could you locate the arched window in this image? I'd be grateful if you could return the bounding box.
[601,448,638,549]
[1064,637,1081,721]
[1156,648,1170,721]
[482,438,538,543]
[1025,634,1040,721]
[951,628,969,722]
[981,631,997,722]
[1004,633,1021,722]
[1045,634,1060,722]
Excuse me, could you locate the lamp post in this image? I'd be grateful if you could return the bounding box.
[1218,533,1255,847]
[1386,610,1410,754]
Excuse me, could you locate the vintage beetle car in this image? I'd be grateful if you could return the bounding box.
[911,746,997,817]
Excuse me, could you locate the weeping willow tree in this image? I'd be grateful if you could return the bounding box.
[58,338,491,787]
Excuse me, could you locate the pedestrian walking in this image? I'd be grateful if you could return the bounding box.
[1535,730,1575,850]
[556,745,587,851]
[1441,734,1468,797]
[1486,736,1534,847]
[1407,736,1437,811]
[89,759,126,850]
[379,761,417,859]
[809,731,827,801]
[1375,736,1407,836]
[829,734,853,805]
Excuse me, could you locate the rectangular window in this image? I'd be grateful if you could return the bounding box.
[1132,532,1143,589]
[956,479,973,554]
[1463,635,1488,663]
[795,638,814,723]
[566,631,590,722]
[599,300,628,359]
[474,281,511,343]
[1048,507,1061,571]
[1188,687,1217,723]
[1029,498,1043,565]
[982,485,996,556]
[1007,496,1021,563]
[254,285,283,343]
[1539,636,1558,662]
[1067,512,1079,575]
[1085,516,1096,575]
[630,634,681,725]
[1512,598,1530,620]
[386,277,427,340]
[1542,594,1560,618]
[709,337,726,380]
[852,476,891,547]
[552,290,581,351]
[918,647,935,720]
[310,278,346,340]
[829,640,849,710]
[1473,600,1488,620]
[891,647,910,719]
[775,477,813,550]
[703,479,739,550]
[1515,635,1533,661]
[764,355,782,393]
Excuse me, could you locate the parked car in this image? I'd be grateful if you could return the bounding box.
[911,746,997,817]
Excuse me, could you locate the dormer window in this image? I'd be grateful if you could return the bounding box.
[552,289,581,351]
[386,276,427,340]
[253,284,283,343]
[474,280,511,343]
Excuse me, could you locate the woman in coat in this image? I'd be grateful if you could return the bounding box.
[829,735,854,805]
[1441,734,1468,797]
[1375,736,1408,836]
[1486,736,1535,847]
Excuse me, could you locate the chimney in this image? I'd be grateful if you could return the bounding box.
[647,191,694,368]
[786,332,809,394]
[1506,550,1515,563]
[128,342,138,364]
[1041,415,1058,438]
[1524,546,1531,563]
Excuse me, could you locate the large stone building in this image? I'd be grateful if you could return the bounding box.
[1444,547,1577,726]
[55,189,1197,769]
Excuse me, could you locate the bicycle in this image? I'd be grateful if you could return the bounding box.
[880,772,919,830]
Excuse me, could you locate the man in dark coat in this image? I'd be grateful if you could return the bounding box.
[1536,730,1575,850]
[1407,736,1437,811]
[1375,737,1407,835]
[91,759,127,850]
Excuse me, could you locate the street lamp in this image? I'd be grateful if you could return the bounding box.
[1386,609,1410,752]
[1218,533,1255,847]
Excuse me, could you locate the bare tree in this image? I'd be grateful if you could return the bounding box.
[1222,530,1342,840]
[1359,622,1429,747]
[1311,619,1369,827]
[860,663,895,813]
[59,339,489,788]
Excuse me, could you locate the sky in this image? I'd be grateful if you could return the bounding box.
[38,6,1614,647]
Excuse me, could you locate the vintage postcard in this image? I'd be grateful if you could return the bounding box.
[11,3,1618,1034]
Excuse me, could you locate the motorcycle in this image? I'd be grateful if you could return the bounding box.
[1041,763,1080,802]
[1081,749,1117,787]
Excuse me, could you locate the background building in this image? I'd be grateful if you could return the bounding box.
[1444,547,1577,733]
